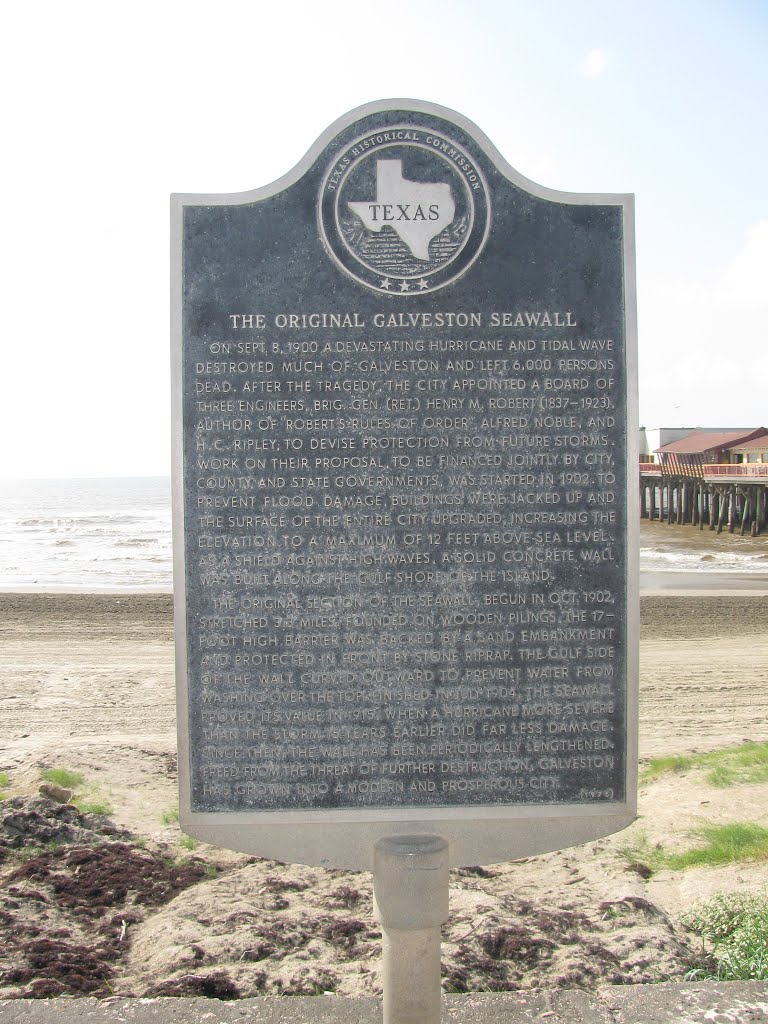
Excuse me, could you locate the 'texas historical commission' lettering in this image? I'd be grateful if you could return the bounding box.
[319,125,490,295]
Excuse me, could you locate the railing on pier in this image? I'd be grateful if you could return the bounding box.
[705,464,768,479]
[638,463,768,534]
[638,463,768,480]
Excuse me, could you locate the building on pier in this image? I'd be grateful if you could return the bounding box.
[639,427,693,464]
[729,434,768,466]
[639,427,768,535]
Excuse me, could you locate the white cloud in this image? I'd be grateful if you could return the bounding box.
[581,49,608,77]
[640,220,768,427]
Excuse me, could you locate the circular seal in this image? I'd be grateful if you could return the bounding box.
[318,125,490,295]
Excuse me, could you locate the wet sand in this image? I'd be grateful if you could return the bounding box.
[641,570,768,593]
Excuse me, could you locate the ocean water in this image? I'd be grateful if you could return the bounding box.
[639,520,768,577]
[0,477,765,592]
[0,477,173,591]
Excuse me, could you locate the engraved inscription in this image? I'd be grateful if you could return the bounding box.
[183,304,627,812]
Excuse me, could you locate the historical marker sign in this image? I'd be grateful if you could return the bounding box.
[171,100,638,868]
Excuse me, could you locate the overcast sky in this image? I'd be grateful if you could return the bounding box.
[2,0,766,479]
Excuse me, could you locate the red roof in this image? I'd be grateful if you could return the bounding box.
[657,429,766,454]
[728,430,768,451]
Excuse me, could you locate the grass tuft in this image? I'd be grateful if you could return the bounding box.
[39,767,114,817]
[74,798,114,816]
[619,833,666,875]
[13,840,64,862]
[640,754,694,783]
[621,822,768,875]
[160,806,180,825]
[666,823,768,869]
[683,890,768,981]
[0,771,11,795]
[640,741,768,788]
[40,766,86,790]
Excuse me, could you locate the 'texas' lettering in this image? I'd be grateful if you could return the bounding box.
[348,160,455,262]
[364,203,440,223]
[319,122,490,295]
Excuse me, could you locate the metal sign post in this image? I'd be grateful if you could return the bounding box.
[374,835,449,1024]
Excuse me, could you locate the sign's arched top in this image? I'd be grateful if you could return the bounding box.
[318,124,491,296]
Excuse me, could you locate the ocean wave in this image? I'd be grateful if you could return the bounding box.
[15,514,148,527]
[0,478,173,589]
[1,477,763,591]
[640,546,767,574]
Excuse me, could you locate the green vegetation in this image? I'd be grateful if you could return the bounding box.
[0,772,11,795]
[74,798,113,816]
[170,836,217,862]
[683,891,768,981]
[640,741,768,787]
[160,805,180,825]
[620,833,668,874]
[39,766,113,816]
[640,753,696,782]
[13,840,64,862]
[667,824,768,869]
[40,766,86,790]
[622,822,768,874]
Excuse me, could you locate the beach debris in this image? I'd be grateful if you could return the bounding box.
[146,971,242,999]
[0,796,711,1000]
[624,862,653,879]
[0,795,130,859]
[0,795,212,998]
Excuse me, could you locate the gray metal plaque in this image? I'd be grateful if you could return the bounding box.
[172,99,638,868]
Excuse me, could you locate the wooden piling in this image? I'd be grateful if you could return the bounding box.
[639,470,767,539]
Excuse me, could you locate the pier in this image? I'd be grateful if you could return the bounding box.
[640,462,768,535]
[639,428,768,535]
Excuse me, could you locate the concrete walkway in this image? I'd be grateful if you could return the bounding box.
[2,983,768,1023]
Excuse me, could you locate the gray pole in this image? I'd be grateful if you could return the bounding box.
[373,835,450,1024]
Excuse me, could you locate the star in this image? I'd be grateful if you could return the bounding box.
[418,278,429,290]
[379,278,392,290]
[399,280,411,292]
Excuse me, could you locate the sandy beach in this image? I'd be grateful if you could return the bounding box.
[1,581,767,997]
[2,589,767,774]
